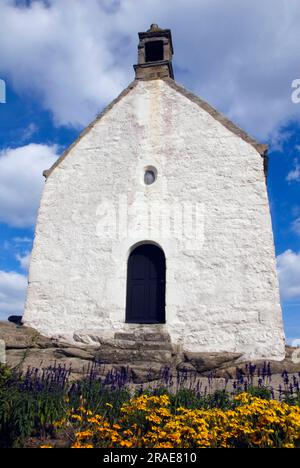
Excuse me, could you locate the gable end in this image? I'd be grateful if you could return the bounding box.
[164,78,268,159]
[44,77,268,180]
[43,80,138,179]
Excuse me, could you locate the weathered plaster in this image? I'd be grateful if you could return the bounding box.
[23,79,285,360]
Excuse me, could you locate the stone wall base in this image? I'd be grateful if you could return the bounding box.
[0,322,298,395]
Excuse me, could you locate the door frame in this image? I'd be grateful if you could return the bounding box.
[125,241,166,324]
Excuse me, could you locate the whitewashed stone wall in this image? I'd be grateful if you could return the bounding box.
[23,79,285,360]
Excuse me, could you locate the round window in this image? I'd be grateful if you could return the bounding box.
[144,170,156,185]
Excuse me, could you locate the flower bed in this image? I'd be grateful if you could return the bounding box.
[1,363,299,448]
[50,393,300,449]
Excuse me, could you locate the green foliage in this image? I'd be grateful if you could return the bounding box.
[247,386,273,400]
[281,392,300,406]
[0,365,66,447]
[0,364,12,386]
[0,363,299,448]
[69,378,131,424]
[138,388,236,411]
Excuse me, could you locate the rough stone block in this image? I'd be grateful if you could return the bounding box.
[184,352,243,373]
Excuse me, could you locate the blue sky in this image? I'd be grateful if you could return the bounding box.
[0,0,300,342]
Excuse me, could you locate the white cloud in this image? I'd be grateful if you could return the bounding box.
[268,129,293,153]
[21,123,38,142]
[277,249,300,300]
[291,218,300,236]
[0,0,300,138]
[0,0,129,128]
[287,159,300,182]
[15,251,31,271]
[0,270,27,319]
[0,143,58,227]
[13,237,32,244]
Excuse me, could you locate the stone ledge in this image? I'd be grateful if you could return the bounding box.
[1,321,299,385]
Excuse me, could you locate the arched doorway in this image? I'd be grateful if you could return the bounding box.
[126,244,166,323]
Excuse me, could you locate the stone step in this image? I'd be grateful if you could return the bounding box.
[135,340,173,351]
[114,332,135,341]
[102,339,173,351]
[143,332,171,342]
[95,348,173,364]
[114,332,171,342]
[105,340,139,350]
[111,340,173,351]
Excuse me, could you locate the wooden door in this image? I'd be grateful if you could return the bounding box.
[126,244,166,323]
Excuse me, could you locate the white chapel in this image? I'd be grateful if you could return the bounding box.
[23,25,285,360]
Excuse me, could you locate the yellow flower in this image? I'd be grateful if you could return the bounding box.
[146,414,161,424]
[155,442,173,448]
[120,440,133,448]
[75,430,93,439]
[71,414,82,422]
[283,443,295,449]
[51,391,300,449]
[78,406,86,413]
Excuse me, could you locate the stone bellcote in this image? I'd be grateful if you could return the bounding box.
[134,24,174,80]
